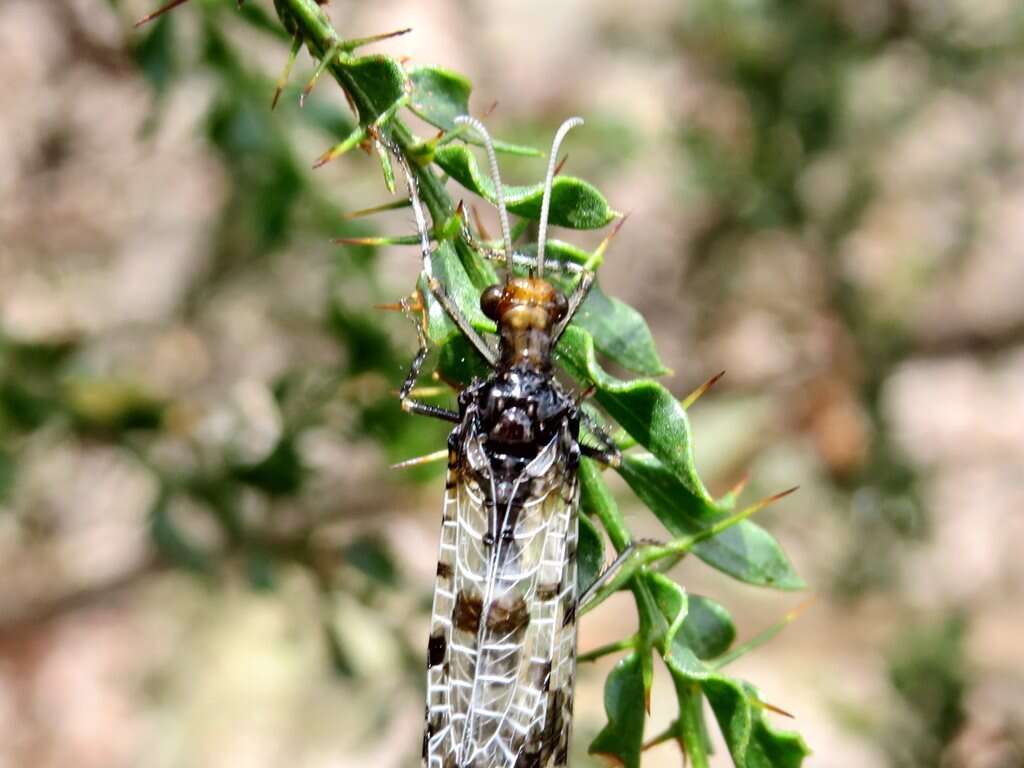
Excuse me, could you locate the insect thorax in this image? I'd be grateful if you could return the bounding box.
[456,369,579,503]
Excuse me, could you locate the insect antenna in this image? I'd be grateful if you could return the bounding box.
[453,116,514,279]
[537,117,584,277]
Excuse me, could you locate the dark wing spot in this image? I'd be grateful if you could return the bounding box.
[436,560,453,579]
[485,595,530,636]
[427,631,447,667]
[536,581,560,601]
[542,689,565,762]
[561,599,577,628]
[515,748,542,768]
[453,590,483,633]
[529,659,552,693]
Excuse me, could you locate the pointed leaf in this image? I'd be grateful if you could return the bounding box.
[575,281,669,376]
[434,145,615,228]
[683,595,737,660]
[422,240,494,347]
[618,454,803,590]
[555,327,711,497]
[589,652,647,768]
[644,572,688,651]
[337,54,408,122]
[409,67,540,156]
[704,679,810,768]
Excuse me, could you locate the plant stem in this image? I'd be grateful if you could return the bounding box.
[678,685,711,768]
[578,634,638,663]
[276,0,453,222]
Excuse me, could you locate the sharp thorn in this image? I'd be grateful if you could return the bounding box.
[752,699,796,719]
[482,100,499,118]
[681,370,726,409]
[609,210,631,239]
[333,234,425,246]
[391,448,448,470]
[374,302,405,312]
[725,472,751,500]
[344,28,413,50]
[342,198,411,220]
[583,212,631,272]
[134,0,192,27]
[469,203,492,241]
[553,153,569,176]
[765,485,800,505]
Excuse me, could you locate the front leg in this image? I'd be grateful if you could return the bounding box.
[398,293,459,423]
[552,269,594,345]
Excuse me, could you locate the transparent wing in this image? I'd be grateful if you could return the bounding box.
[423,429,581,768]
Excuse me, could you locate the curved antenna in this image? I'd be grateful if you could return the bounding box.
[537,116,584,277]
[453,115,514,277]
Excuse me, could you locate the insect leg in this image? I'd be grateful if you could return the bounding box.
[578,538,659,614]
[579,407,621,467]
[377,131,498,368]
[551,269,595,345]
[398,293,459,423]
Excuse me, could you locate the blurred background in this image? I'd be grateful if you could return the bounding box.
[2,0,1023,766]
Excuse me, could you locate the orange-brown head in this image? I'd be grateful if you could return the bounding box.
[480,277,568,370]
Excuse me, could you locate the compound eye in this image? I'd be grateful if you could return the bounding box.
[481,284,504,320]
[551,290,569,321]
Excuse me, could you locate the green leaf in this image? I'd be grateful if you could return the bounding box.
[0,449,14,504]
[133,13,176,96]
[618,454,803,590]
[231,436,305,496]
[589,652,647,768]
[63,378,165,434]
[683,595,736,660]
[575,281,669,376]
[434,145,616,228]
[341,533,399,587]
[577,513,605,595]
[245,550,278,591]
[338,54,409,122]
[436,333,492,387]
[422,241,494,348]
[409,67,541,156]
[556,327,710,496]
[0,378,57,431]
[149,490,212,575]
[704,679,809,768]
[409,67,470,129]
[644,571,688,651]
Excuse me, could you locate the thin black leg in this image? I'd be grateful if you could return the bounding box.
[398,294,459,423]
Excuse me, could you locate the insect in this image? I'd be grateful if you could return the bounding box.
[383,116,620,768]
